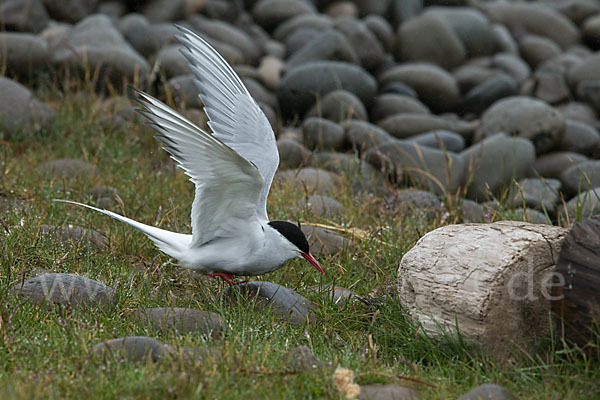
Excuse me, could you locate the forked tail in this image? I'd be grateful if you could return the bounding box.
[53,199,191,257]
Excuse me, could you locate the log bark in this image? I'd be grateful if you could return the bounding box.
[398,221,567,360]
[552,217,600,349]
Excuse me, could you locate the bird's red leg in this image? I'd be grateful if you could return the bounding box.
[208,273,246,286]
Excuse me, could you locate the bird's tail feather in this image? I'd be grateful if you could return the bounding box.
[53,199,191,257]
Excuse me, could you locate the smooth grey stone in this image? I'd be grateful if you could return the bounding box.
[153,44,190,79]
[461,135,536,201]
[359,385,419,400]
[283,345,330,371]
[505,208,550,224]
[264,39,285,58]
[273,13,332,42]
[518,34,561,69]
[284,27,321,57]
[0,0,49,32]
[508,178,561,215]
[378,81,417,98]
[278,61,376,119]
[242,77,277,109]
[555,0,600,25]
[0,197,32,215]
[534,151,588,179]
[386,189,444,217]
[188,15,263,64]
[302,117,345,151]
[148,22,179,49]
[425,6,496,58]
[88,185,119,208]
[458,384,517,400]
[378,63,461,113]
[491,53,531,84]
[453,65,509,93]
[533,69,570,105]
[225,281,313,324]
[142,0,184,23]
[377,113,472,140]
[0,77,53,140]
[390,0,423,27]
[308,284,355,305]
[201,0,241,22]
[165,74,201,108]
[301,225,352,256]
[575,80,600,113]
[40,158,98,178]
[371,94,430,123]
[475,96,565,155]
[301,195,344,216]
[52,15,150,84]
[94,336,167,362]
[118,13,160,57]
[305,89,367,122]
[277,138,311,169]
[257,56,283,91]
[483,2,580,49]
[366,140,465,195]
[258,102,277,131]
[98,1,126,19]
[491,23,518,54]
[562,186,600,221]
[583,14,600,49]
[567,54,600,89]
[252,0,316,31]
[557,102,598,126]
[346,120,393,152]
[15,273,115,308]
[461,199,486,223]
[559,119,600,156]
[334,17,385,71]
[325,2,357,18]
[462,75,518,116]
[135,308,226,338]
[408,130,465,152]
[560,160,600,195]
[396,13,466,70]
[42,0,98,23]
[277,167,338,194]
[363,15,394,52]
[40,224,108,251]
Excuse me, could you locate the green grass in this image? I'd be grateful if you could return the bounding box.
[0,89,598,399]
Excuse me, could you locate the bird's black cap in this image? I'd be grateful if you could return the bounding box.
[268,221,309,253]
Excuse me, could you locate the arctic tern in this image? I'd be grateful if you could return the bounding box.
[56,27,323,285]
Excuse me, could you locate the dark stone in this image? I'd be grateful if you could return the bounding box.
[307,284,355,305]
[305,89,367,122]
[408,130,465,153]
[42,0,98,23]
[359,385,419,400]
[457,383,517,400]
[560,160,600,196]
[302,117,345,151]
[277,168,338,194]
[558,119,600,156]
[224,281,313,324]
[40,158,98,178]
[40,224,108,251]
[283,345,330,371]
[386,189,444,217]
[333,17,385,71]
[252,0,316,31]
[117,13,160,57]
[93,336,167,362]
[301,195,345,216]
[14,273,116,308]
[135,308,226,338]
[0,0,49,32]
[508,178,561,215]
[518,34,561,68]
[301,225,352,256]
[377,113,473,140]
[346,120,392,152]
[371,94,430,123]
[0,32,49,76]
[462,75,518,116]
[277,138,312,169]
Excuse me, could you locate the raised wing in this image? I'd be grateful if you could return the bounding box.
[133,89,264,248]
[175,26,279,222]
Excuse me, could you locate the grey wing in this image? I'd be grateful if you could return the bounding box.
[133,90,265,248]
[176,26,279,222]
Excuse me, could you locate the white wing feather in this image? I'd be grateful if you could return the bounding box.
[133,90,264,248]
[175,26,279,222]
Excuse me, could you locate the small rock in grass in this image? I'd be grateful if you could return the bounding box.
[301,225,352,256]
[560,160,600,196]
[508,178,561,215]
[135,308,226,338]
[40,159,98,179]
[277,168,338,194]
[88,185,119,208]
[283,345,330,371]
[0,0,49,32]
[224,281,313,324]
[302,117,345,151]
[40,224,107,251]
[303,195,344,216]
[505,208,550,225]
[533,152,588,179]
[460,199,486,223]
[457,383,517,400]
[307,284,355,305]
[0,197,32,215]
[385,189,444,218]
[277,139,311,169]
[345,120,392,152]
[14,273,116,309]
[305,90,367,123]
[359,384,419,400]
[93,336,167,362]
[562,187,600,222]
[558,119,600,156]
[408,130,465,153]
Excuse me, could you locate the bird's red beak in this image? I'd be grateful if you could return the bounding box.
[301,252,324,274]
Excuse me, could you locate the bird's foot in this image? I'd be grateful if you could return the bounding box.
[208,273,246,286]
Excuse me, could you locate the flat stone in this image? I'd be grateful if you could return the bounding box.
[0,33,49,76]
[457,383,517,400]
[153,44,190,79]
[505,208,550,225]
[518,34,561,68]
[305,89,367,122]
[273,14,332,42]
[345,120,393,152]
[475,96,565,155]
[359,384,419,400]
[491,53,531,84]
[562,187,600,221]
[164,74,201,108]
[135,308,226,338]
[117,13,160,57]
[277,168,338,194]
[307,284,355,305]
[42,0,98,23]
[560,160,600,195]
[366,140,465,195]
[142,0,184,23]
[40,224,108,251]
[508,178,561,215]
[461,135,535,201]
[385,189,444,218]
[377,114,473,140]
[14,273,116,308]
[461,199,486,223]
[302,117,345,151]
[462,75,519,116]
[88,185,119,208]
[283,345,330,371]
[557,102,598,126]
[93,336,167,362]
[0,0,49,32]
[277,138,311,169]
[371,94,430,123]
[301,225,352,256]
[301,195,344,216]
[334,17,385,71]
[252,0,316,31]
[40,158,98,178]
[534,151,588,179]
[559,119,600,156]
[224,281,313,324]
[408,130,465,153]
[378,63,461,113]
[0,197,32,215]
[364,15,394,52]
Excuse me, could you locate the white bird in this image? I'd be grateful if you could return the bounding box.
[56,26,323,285]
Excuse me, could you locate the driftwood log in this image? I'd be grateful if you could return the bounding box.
[552,217,600,349]
[398,221,567,360]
